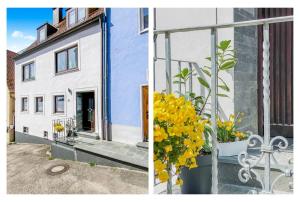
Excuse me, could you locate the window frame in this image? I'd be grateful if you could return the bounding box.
[54,95,65,114]
[34,96,44,113]
[67,8,87,28]
[22,62,35,81]
[55,45,79,74]
[21,96,29,112]
[39,27,46,42]
[139,8,149,34]
[23,126,29,134]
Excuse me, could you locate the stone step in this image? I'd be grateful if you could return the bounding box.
[76,131,100,140]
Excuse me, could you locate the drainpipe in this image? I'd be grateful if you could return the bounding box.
[101,8,112,141]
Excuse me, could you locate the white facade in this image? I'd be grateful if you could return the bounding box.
[15,24,102,140]
[154,8,235,118]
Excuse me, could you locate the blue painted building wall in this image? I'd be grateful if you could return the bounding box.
[107,8,148,127]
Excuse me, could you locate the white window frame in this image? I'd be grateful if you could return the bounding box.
[39,27,46,42]
[67,8,87,28]
[138,8,149,34]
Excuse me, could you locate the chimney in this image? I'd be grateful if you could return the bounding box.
[53,8,63,27]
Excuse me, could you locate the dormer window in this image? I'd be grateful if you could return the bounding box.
[139,8,149,33]
[39,28,46,42]
[67,8,87,28]
[37,23,57,43]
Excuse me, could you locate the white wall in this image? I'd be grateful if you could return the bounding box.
[154,8,235,118]
[15,24,102,140]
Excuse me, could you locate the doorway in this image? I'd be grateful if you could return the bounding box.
[76,91,95,132]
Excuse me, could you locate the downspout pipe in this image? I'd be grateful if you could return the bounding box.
[101,8,112,141]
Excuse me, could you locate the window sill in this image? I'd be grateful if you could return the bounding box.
[22,79,36,83]
[139,28,148,35]
[55,68,79,76]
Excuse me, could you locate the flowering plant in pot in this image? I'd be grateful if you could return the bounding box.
[153,92,206,192]
[217,113,249,156]
[171,40,238,194]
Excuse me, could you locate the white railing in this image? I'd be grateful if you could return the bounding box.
[154,15,293,194]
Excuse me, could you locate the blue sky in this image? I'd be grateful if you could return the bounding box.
[7,8,65,52]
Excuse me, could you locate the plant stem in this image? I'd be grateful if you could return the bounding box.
[199,89,211,115]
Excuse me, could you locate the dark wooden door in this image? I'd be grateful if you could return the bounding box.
[257,8,293,137]
[142,85,148,141]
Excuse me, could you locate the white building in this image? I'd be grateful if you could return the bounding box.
[14,8,103,142]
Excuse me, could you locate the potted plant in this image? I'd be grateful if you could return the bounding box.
[217,113,249,156]
[172,40,238,194]
[153,92,206,194]
[53,122,64,140]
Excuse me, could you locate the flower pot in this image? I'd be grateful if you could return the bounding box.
[180,154,212,194]
[217,140,248,157]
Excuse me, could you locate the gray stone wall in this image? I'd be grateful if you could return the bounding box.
[234,8,258,133]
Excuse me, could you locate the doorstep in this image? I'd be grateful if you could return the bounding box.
[74,138,148,169]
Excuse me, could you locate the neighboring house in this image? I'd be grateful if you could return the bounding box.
[154,8,293,138]
[104,8,149,145]
[13,8,148,169]
[7,50,17,142]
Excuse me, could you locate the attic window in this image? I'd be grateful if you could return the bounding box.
[39,27,46,42]
[67,8,87,28]
[139,8,148,33]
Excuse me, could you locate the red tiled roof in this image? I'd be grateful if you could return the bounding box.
[7,50,17,91]
[17,8,103,58]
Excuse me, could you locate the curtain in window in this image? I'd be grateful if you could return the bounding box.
[57,51,67,72]
[68,47,78,69]
[55,96,64,112]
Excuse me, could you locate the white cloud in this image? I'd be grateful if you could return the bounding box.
[11,30,35,41]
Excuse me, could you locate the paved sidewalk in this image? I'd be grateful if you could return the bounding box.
[7,143,148,194]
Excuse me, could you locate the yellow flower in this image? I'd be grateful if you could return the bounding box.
[158,170,169,182]
[154,160,166,173]
[164,145,172,153]
[176,178,183,186]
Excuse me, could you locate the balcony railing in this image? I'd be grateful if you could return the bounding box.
[52,117,77,145]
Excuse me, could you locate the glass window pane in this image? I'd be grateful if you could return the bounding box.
[56,51,67,72]
[68,9,76,27]
[78,8,86,22]
[23,65,29,80]
[68,47,78,69]
[55,96,64,113]
[29,63,35,79]
[143,8,148,29]
[22,98,28,111]
[39,28,46,42]
[36,97,43,112]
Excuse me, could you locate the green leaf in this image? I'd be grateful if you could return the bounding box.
[203,113,211,118]
[181,68,189,78]
[217,93,229,97]
[218,40,231,51]
[218,84,230,92]
[197,77,210,89]
[219,60,236,70]
[189,92,196,98]
[173,80,185,84]
[205,57,211,61]
[201,68,211,77]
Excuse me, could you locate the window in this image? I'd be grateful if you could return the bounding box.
[35,97,43,113]
[67,8,86,28]
[22,62,35,81]
[55,46,78,73]
[54,95,64,113]
[23,127,29,134]
[68,9,76,27]
[39,27,46,42]
[44,131,48,139]
[78,8,86,22]
[139,8,149,33]
[21,97,28,112]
